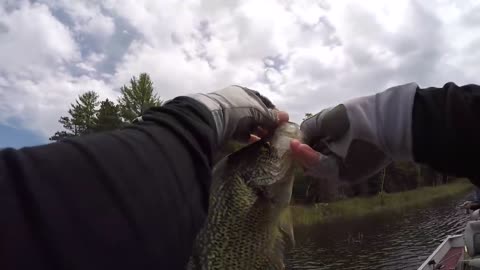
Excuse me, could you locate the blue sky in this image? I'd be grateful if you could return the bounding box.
[0,124,45,148]
[1,0,480,148]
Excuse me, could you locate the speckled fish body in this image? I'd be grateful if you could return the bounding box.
[187,122,302,270]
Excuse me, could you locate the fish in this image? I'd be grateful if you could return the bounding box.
[187,122,302,270]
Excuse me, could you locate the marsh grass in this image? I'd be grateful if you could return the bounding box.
[291,179,473,226]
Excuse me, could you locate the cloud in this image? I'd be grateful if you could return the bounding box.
[1,0,480,142]
[0,1,116,138]
[0,1,79,75]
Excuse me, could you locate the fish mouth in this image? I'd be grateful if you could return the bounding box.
[268,122,303,158]
[276,122,303,141]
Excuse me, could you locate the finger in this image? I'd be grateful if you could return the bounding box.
[251,109,283,135]
[300,105,349,146]
[277,111,289,123]
[255,110,290,138]
[248,110,289,142]
[300,112,322,146]
[290,139,320,168]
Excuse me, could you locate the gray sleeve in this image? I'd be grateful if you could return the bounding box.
[341,82,418,161]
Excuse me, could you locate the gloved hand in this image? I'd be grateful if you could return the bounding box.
[188,85,288,147]
[291,83,418,183]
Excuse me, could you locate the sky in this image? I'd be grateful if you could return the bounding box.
[1,0,480,148]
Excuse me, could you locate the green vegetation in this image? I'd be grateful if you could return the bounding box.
[49,73,162,141]
[291,179,473,226]
[93,99,123,132]
[294,160,458,204]
[118,73,163,122]
[49,91,101,140]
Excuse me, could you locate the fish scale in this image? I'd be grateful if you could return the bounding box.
[187,122,302,270]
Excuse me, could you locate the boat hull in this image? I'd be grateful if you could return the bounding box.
[417,234,465,270]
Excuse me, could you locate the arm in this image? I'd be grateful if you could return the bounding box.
[0,96,216,269]
[0,83,286,270]
[412,82,480,179]
[296,82,480,184]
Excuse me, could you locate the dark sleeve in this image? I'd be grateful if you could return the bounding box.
[412,82,480,179]
[0,96,217,270]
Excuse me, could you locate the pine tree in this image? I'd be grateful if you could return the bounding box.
[69,91,99,135]
[118,73,163,122]
[49,91,100,141]
[93,99,123,132]
[49,116,77,141]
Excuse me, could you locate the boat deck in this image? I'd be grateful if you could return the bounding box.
[437,246,464,270]
[418,234,465,270]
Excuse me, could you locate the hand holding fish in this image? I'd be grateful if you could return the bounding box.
[188,85,289,147]
[292,83,418,183]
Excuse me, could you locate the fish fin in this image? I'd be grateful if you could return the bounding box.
[267,209,295,269]
[278,208,295,250]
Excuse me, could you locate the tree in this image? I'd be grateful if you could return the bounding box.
[49,116,77,141]
[70,91,99,135]
[303,113,313,121]
[93,99,123,132]
[118,73,163,122]
[49,91,100,141]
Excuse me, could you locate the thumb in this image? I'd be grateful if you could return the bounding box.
[300,105,350,151]
[252,108,289,132]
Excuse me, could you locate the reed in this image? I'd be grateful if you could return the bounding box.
[291,179,473,226]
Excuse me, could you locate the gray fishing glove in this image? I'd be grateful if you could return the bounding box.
[188,85,280,147]
[301,82,418,182]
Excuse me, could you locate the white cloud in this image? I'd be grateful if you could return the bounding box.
[2,0,480,142]
[0,1,115,138]
[41,0,116,41]
[0,1,79,76]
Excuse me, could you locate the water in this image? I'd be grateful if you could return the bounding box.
[286,192,473,270]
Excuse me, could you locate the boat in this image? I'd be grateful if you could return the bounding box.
[417,234,465,270]
[418,210,480,270]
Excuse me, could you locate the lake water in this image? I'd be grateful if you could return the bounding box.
[285,191,474,270]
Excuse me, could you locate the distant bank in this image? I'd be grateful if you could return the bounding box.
[291,179,474,226]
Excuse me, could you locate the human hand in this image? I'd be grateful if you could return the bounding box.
[189,85,289,147]
[292,83,418,182]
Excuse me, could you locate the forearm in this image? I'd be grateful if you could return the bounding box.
[412,82,480,179]
[0,96,216,269]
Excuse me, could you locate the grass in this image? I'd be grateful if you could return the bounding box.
[290,179,474,226]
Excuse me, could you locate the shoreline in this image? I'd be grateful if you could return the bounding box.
[290,179,474,226]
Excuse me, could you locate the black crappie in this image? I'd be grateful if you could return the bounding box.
[187,122,302,270]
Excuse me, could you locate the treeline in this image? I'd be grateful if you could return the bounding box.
[50,73,162,141]
[292,161,455,204]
